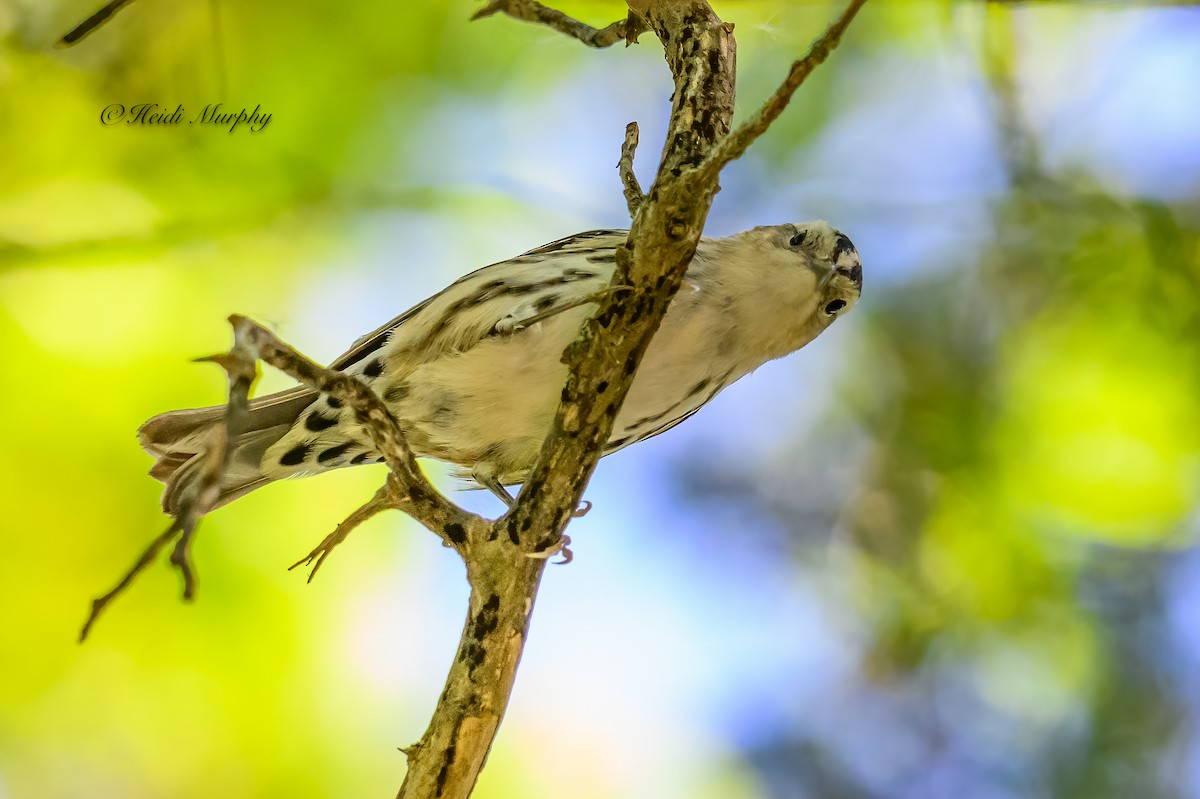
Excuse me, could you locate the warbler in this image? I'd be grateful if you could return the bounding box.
[140,222,862,513]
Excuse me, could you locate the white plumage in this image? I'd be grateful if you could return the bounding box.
[139,221,862,513]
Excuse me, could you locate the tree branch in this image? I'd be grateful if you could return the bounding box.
[389,3,744,796]
[227,315,484,545]
[471,0,645,47]
[396,548,548,796]
[81,315,486,641]
[618,121,645,218]
[80,522,182,641]
[495,1,736,557]
[80,327,259,641]
[408,0,861,794]
[702,0,868,176]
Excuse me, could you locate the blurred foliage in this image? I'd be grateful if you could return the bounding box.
[3,1,1200,798]
[674,5,1200,798]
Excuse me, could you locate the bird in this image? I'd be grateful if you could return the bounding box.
[139,221,862,515]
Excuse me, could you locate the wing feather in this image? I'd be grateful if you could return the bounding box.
[333,229,628,373]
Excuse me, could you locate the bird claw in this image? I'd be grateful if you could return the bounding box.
[493,315,520,335]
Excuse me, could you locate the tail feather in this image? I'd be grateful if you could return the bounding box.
[139,388,317,515]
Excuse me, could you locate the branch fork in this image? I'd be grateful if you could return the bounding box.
[81,1,868,796]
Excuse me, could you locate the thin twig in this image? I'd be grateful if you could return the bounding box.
[618,122,645,218]
[169,527,198,600]
[226,314,489,556]
[228,315,482,544]
[471,0,644,48]
[83,312,485,641]
[80,335,259,640]
[290,484,395,582]
[702,0,868,176]
[56,0,137,47]
[80,521,181,641]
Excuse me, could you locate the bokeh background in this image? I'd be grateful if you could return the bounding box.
[3,1,1200,797]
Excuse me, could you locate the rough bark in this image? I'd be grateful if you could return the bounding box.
[398,4,739,796]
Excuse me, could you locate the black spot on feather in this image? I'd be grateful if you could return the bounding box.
[317,442,353,464]
[280,444,310,466]
[305,412,337,432]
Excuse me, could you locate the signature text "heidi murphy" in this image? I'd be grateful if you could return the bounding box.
[100,103,272,133]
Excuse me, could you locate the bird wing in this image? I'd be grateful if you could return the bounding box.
[331,230,629,374]
[208,231,625,420]
[518,229,628,257]
[330,295,437,371]
[364,230,627,371]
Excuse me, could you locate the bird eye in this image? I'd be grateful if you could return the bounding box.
[789,231,807,247]
[824,299,847,316]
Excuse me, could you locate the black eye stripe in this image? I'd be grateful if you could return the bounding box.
[824,299,847,316]
[837,262,863,290]
[833,233,856,259]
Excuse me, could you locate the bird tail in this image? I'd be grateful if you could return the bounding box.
[138,387,317,516]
